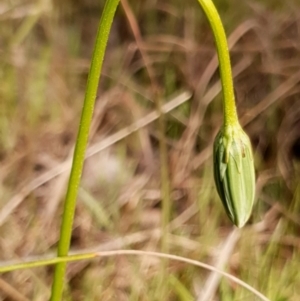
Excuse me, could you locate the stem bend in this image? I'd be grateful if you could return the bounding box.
[196,0,238,126]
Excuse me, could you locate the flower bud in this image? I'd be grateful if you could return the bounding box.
[213,124,255,227]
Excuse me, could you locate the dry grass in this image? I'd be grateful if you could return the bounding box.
[0,0,300,300]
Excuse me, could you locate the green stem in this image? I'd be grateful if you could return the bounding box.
[196,0,238,126]
[49,1,120,300]
[0,253,97,274]
[0,250,270,301]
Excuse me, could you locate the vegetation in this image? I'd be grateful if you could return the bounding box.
[0,0,300,300]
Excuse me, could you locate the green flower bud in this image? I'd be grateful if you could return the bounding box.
[213,124,255,227]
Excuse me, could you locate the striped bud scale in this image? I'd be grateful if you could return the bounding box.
[213,124,255,227]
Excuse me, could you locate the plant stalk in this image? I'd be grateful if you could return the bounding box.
[196,0,238,126]
[0,251,270,301]
[49,1,120,300]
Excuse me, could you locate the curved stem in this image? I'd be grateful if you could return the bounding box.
[0,250,270,301]
[49,0,120,300]
[196,0,238,126]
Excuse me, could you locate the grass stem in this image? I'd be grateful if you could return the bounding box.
[49,1,120,300]
[0,250,270,301]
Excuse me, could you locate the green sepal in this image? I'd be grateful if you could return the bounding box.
[213,124,255,227]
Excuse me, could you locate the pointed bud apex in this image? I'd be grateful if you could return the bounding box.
[213,124,255,227]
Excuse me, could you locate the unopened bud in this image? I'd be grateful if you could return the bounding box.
[213,124,255,227]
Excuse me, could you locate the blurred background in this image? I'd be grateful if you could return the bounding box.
[0,0,300,300]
